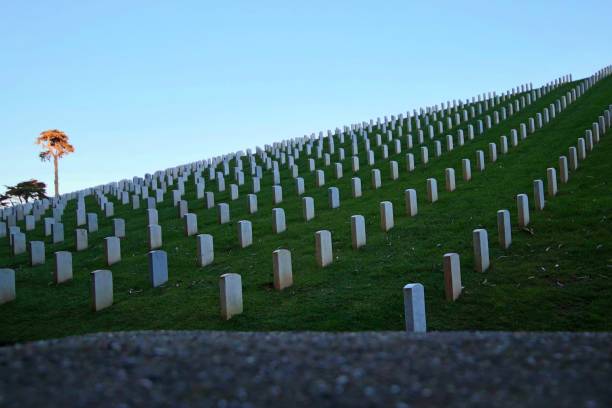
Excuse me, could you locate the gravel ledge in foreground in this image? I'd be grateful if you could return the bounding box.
[0,331,610,407]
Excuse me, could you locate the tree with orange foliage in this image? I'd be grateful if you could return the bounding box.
[35,130,75,197]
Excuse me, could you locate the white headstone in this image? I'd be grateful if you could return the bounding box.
[148,224,163,250]
[273,249,293,290]
[315,170,325,188]
[473,229,490,272]
[426,178,438,203]
[247,194,258,214]
[197,234,214,267]
[559,156,569,184]
[54,251,73,283]
[351,215,366,249]
[87,213,98,233]
[371,169,382,189]
[237,220,253,248]
[12,232,26,256]
[295,177,305,195]
[497,209,512,249]
[184,213,198,236]
[302,197,315,221]
[0,269,16,304]
[406,153,415,172]
[443,253,461,301]
[104,236,121,266]
[404,189,418,216]
[351,177,362,198]
[462,159,472,181]
[476,150,485,172]
[315,230,333,267]
[91,270,113,311]
[328,187,340,209]
[217,203,230,224]
[546,168,558,196]
[272,208,286,234]
[148,250,168,287]
[389,161,399,180]
[380,201,394,232]
[403,283,426,333]
[205,191,215,209]
[533,180,545,211]
[52,222,64,244]
[29,241,45,266]
[113,218,126,239]
[219,273,243,320]
[445,168,456,192]
[75,229,88,251]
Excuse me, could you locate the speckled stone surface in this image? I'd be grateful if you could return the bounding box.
[0,331,610,407]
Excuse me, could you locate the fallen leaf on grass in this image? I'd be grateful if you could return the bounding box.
[522,227,535,235]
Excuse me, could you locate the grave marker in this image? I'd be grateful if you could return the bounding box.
[184,213,198,236]
[272,208,286,234]
[462,159,472,181]
[0,269,16,305]
[11,232,26,256]
[104,237,121,266]
[517,193,531,226]
[351,177,362,198]
[328,187,340,209]
[217,203,230,224]
[247,194,258,214]
[91,270,113,312]
[237,220,253,248]
[54,251,73,283]
[273,249,293,290]
[404,189,418,216]
[219,273,243,320]
[445,168,456,192]
[196,234,214,267]
[351,215,366,249]
[403,283,426,333]
[371,169,382,189]
[148,250,168,287]
[87,213,98,233]
[473,229,490,272]
[426,178,438,203]
[29,241,45,266]
[497,210,512,249]
[303,197,315,221]
[547,168,558,196]
[148,224,163,250]
[315,230,333,267]
[75,229,88,251]
[113,218,126,239]
[443,253,462,301]
[52,222,64,244]
[272,185,283,205]
[380,201,394,232]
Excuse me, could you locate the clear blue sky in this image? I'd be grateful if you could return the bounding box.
[1,0,610,195]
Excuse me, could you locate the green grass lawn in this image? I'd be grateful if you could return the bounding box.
[1,74,611,343]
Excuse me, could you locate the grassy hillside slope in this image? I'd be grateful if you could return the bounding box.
[1,75,611,342]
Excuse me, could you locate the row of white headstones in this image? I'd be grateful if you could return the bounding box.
[0,70,555,232]
[0,69,570,259]
[0,71,597,301]
[1,67,610,327]
[0,71,566,274]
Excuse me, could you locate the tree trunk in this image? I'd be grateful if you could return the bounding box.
[54,155,59,197]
